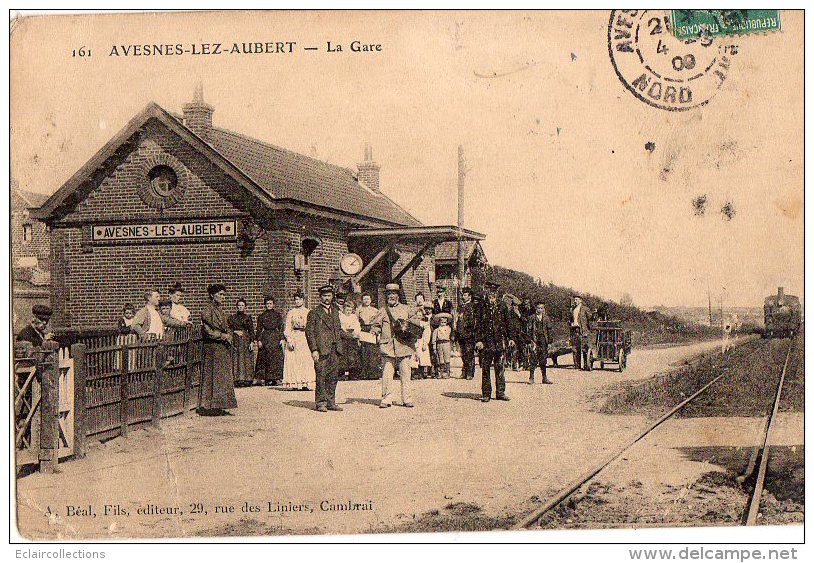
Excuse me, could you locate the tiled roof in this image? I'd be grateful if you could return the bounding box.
[435,240,480,262]
[12,187,50,210]
[205,126,422,227]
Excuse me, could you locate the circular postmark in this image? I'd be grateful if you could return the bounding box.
[608,10,739,111]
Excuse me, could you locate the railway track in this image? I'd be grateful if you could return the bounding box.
[516,334,798,530]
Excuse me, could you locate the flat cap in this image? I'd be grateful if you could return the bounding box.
[384,283,401,293]
[32,304,53,320]
[317,284,335,294]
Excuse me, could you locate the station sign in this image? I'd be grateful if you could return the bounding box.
[91,220,237,242]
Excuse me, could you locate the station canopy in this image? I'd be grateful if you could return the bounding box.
[347,225,485,283]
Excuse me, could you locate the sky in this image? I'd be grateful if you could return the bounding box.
[10,10,804,308]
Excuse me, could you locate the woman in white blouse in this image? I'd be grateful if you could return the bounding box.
[282,291,316,390]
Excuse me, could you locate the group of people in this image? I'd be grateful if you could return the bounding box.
[15,277,597,415]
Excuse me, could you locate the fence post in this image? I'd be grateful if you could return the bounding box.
[120,344,130,439]
[38,349,60,473]
[70,343,87,459]
[183,333,194,413]
[153,343,165,425]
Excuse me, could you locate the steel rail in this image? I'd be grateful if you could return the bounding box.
[744,337,795,525]
[516,366,728,529]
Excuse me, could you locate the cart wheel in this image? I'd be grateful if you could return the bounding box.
[618,349,626,372]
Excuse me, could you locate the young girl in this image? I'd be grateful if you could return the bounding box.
[431,313,453,378]
[414,304,433,379]
[118,304,136,334]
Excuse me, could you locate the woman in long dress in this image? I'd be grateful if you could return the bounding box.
[199,284,238,415]
[228,298,255,387]
[255,295,284,386]
[282,291,316,390]
[339,300,362,379]
[357,293,381,380]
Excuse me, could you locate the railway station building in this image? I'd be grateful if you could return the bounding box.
[33,87,484,328]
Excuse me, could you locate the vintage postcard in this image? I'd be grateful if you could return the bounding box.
[9,9,803,543]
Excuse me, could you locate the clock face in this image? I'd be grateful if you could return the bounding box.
[340,253,364,275]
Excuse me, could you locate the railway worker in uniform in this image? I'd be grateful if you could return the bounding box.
[199,284,238,416]
[455,287,479,380]
[370,283,423,408]
[357,293,381,380]
[16,304,54,349]
[570,295,591,370]
[305,284,346,412]
[475,280,516,402]
[527,301,553,384]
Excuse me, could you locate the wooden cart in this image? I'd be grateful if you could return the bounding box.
[587,320,632,372]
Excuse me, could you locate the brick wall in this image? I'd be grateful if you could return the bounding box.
[49,120,270,327]
[46,117,436,328]
[52,231,269,327]
[66,121,238,223]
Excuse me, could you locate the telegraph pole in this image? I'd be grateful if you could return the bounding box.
[457,145,466,298]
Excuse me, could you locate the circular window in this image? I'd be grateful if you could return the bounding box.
[148,165,178,198]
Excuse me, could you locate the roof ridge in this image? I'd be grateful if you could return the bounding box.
[211,125,358,177]
[209,124,423,226]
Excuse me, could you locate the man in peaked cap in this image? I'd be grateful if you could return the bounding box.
[370,282,423,408]
[16,304,54,349]
[305,284,345,412]
[475,280,517,402]
[455,286,479,380]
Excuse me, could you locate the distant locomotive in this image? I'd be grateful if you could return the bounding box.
[764,287,801,338]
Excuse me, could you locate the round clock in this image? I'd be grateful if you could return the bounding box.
[340,253,364,276]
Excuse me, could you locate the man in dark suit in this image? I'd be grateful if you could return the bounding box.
[475,281,517,402]
[455,287,478,380]
[432,287,454,316]
[528,301,553,384]
[305,284,345,412]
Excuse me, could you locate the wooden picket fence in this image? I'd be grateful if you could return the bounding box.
[14,326,203,472]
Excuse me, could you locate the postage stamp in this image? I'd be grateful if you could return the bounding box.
[608,9,740,112]
[671,10,781,41]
